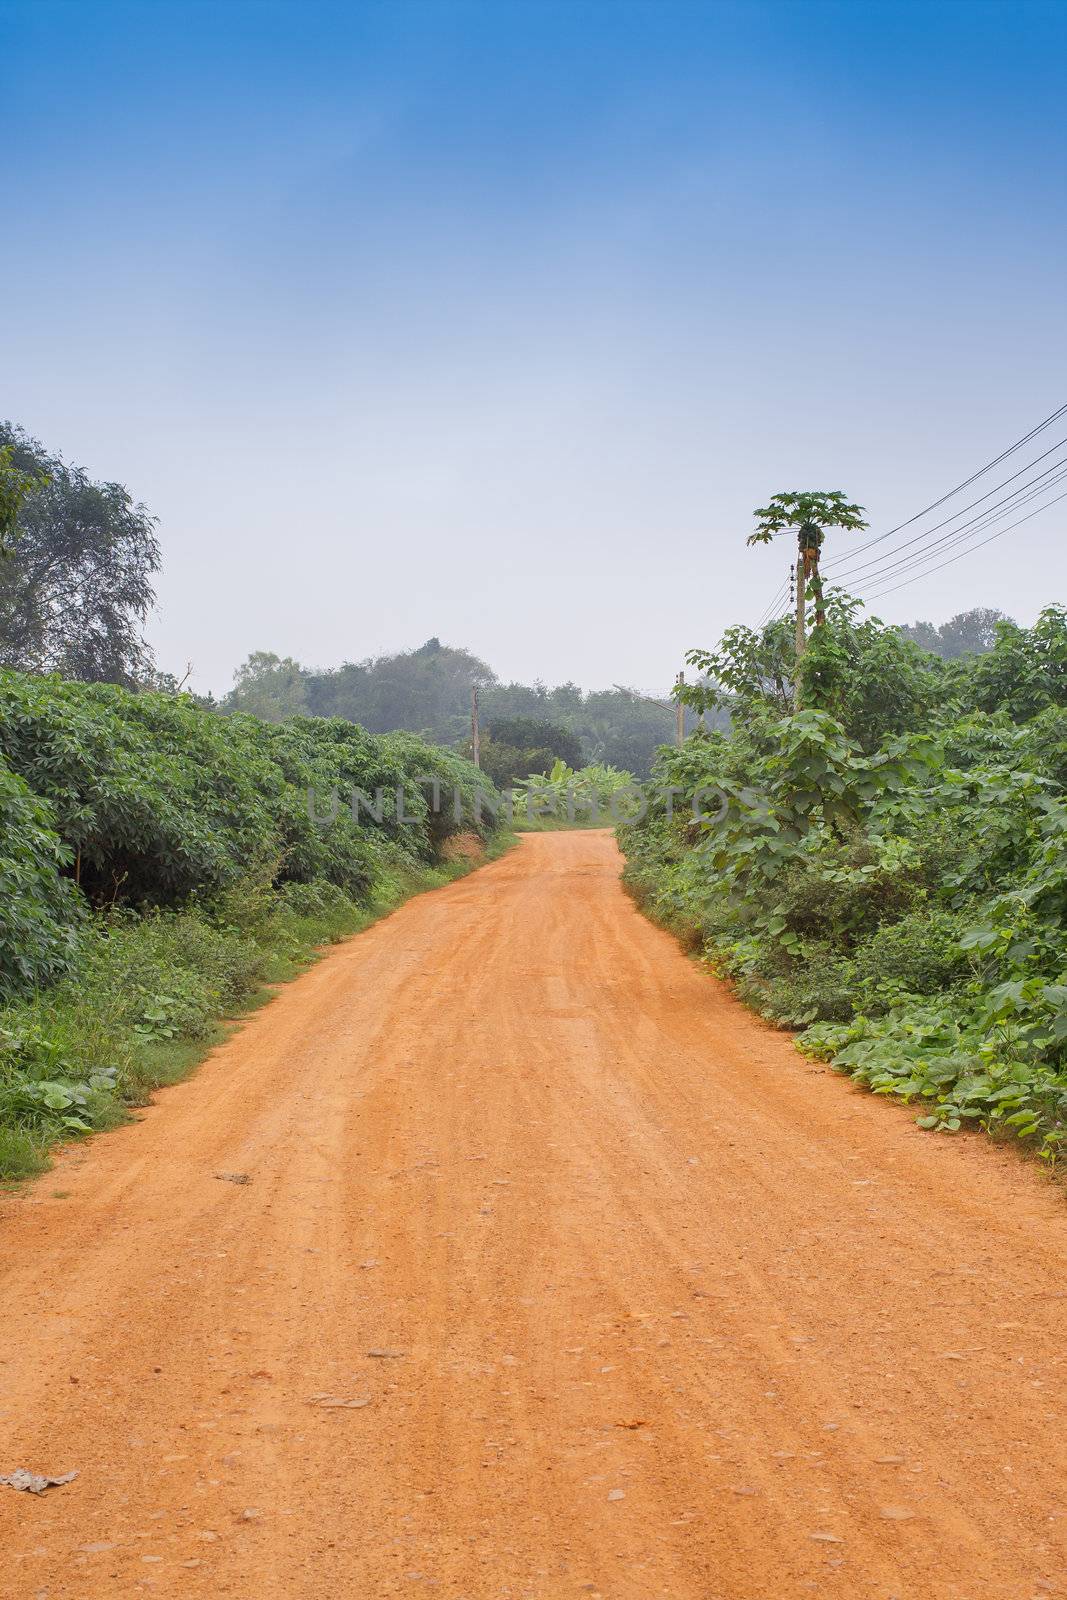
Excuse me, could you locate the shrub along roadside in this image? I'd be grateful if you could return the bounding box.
[0,755,83,995]
[0,671,496,916]
[0,666,508,1180]
[620,607,1067,1171]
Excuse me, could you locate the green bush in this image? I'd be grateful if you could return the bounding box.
[850,908,972,1008]
[0,666,504,1177]
[0,672,502,913]
[0,1126,49,1180]
[82,909,267,1034]
[968,605,1067,721]
[621,640,1067,1165]
[773,834,924,948]
[0,672,276,903]
[0,754,82,997]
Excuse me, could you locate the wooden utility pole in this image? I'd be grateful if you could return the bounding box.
[612,682,678,745]
[794,550,807,663]
[470,685,481,768]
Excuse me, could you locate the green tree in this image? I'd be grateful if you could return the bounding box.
[486,718,583,769]
[941,608,1009,657]
[968,606,1067,721]
[683,616,796,719]
[477,737,557,790]
[223,651,309,722]
[682,591,944,750]
[482,683,678,778]
[899,607,1012,659]
[747,490,868,671]
[305,637,496,742]
[0,443,48,558]
[0,423,160,685]
[475,718,583,789]
[798,592,945,749]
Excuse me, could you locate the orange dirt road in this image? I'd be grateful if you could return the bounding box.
[2,830,1066,1599]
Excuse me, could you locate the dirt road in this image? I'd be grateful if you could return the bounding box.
[1,831,1065,1599]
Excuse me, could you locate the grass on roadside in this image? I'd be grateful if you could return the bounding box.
[0,833,515,1184]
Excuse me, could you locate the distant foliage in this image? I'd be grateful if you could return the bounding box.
[898,607,1011,659]
[0,422,160,686]
[221,637,678,777]
[486,718,583,768]
[225,652,309,722]
[223,637,495,743]
[478,717,583,788]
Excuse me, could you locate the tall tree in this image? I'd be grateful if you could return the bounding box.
[224,651,309,721]
[0,423,160,685]
[747,490,868,674]
[304,638,497,741]
[899,607,1012,659]
[485,717,583,770]
[0,443,48,557]
[475,716,584,785]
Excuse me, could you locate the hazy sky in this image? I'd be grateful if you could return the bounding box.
[3,0,1066,696]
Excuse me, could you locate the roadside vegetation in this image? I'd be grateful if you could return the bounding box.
[512,758,636,829]
[622,595,1067,1165]
[0,670,503,1180]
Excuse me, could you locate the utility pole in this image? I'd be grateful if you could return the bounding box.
[611,680,687,746]
[794,548,807,663]
[470,684,480,768]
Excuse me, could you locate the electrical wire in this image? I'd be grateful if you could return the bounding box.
[749,399,1067,626]
[825,455,1067,589]
[755,577,790,628]
[836,399,1067,562]
[859,486,1067,603]
[824,436,1067,582]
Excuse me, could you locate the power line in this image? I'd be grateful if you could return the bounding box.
[860,486,1067,604]
[748,399,1067,628]
[755,577,790,628]
[824,436,1067,582]
[836,399,1067,563]
[825,452,1067,588]
[853,461,1067,586]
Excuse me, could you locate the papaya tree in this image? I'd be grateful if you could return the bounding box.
[747,490,868,671]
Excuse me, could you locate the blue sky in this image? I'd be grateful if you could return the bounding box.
[3,0,1065,693]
